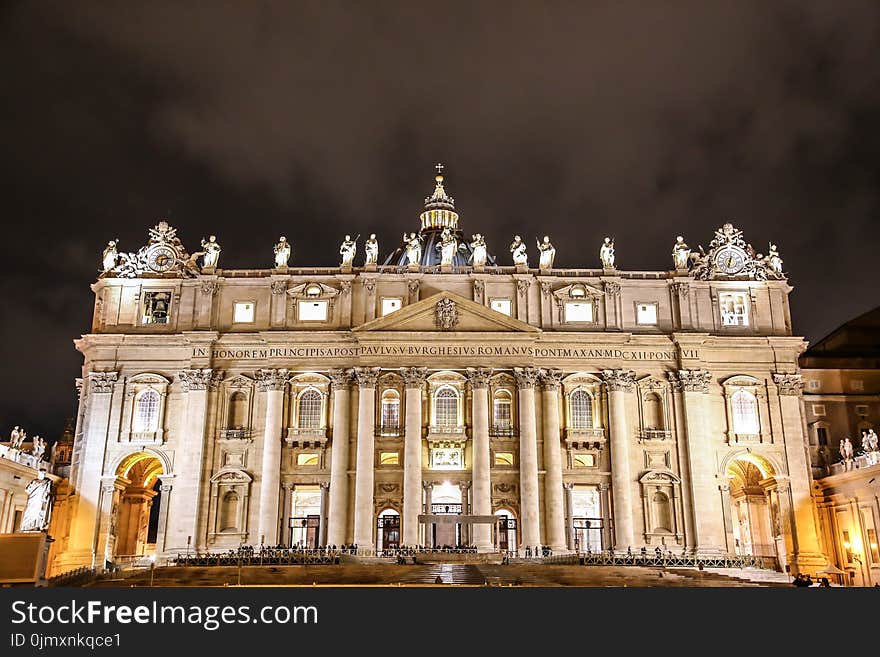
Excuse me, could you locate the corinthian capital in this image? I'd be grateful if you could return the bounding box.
[772,373,803,396]
[328,368,353,390]
[402,367,428,389]
[255,368,291,391]
[601,369,636,392]
[88,371,118,394]
[667,369,712,393]
[179,368,222,391]
[539,368,564,390]
[513,367,540,389]
[466,367,493,389]
[354,367,381,388]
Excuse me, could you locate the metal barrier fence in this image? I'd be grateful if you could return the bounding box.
[543,551,778,570]
[48,566,101,587]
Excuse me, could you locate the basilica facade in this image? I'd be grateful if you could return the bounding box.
[58,171,825,574]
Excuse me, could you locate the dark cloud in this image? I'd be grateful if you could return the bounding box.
[1,1,879,435]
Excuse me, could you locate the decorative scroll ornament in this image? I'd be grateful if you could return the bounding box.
[354,367,381,388]
[88,371,118,394]
[671,281,690,298]
[435,298,459,330]
[772,373,803,396]
[466,367,493,389]
[690,222,785,281]
[101,220,198,279]
[255,368,291,391]
[200,280,219,296]
[401,367,428,388]
[328,368,353,390]
[271,280,288,295]
[604,282,621,297]
[179,369,222,391]
[601,369,636,392]
[667,369,712,393]
[513,367,540,389]
[539,368,564,389]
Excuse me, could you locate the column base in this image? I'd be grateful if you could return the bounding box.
[788,552,830,575]
[52,549,97,572]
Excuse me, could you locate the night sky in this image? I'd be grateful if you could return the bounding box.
[2,1,879,438]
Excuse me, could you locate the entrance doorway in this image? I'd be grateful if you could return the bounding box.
[377,509,400,553]
[289,485,321,548]
[571,485,603,552]
[726,454,782,566]
[429,482,462,547]
[113,453,165,558]
[494,509,517,554]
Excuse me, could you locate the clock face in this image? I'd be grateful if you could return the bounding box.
[714,246,746,275]
[146,244,177,272]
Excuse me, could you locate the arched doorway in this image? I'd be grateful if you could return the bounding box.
[114,453,165,558]
[725,454,783,565]
[494,509,517,555]
[376,509,400,553]
[429,482,462,548]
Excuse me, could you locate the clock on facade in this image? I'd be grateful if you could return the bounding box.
[713,245,747,275]
[146,244,177,273]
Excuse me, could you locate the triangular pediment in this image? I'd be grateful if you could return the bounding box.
[354,291,540,333]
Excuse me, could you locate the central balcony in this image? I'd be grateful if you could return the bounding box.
[285,427,328,447]
[564,427,607,450]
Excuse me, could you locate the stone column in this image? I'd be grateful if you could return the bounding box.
[154,477,174,554]
[599,482,612,550]
[318,482,330,546]
[514,367,541,554]
[423,482,433,546]
[67,372,117,568]
[281,483,294,546]
[773,374,825,572]
[256,368,289,546]
[466,367,494,552]
[601,369,636,550]
[98,478,125,566]
[402,367,427,547]
[668,369,726,555]
[459,481,471,545]
[352,367,380,550]
[170,369,222,551]
[326,368,352,547]
[564,483,575,550]
[540,368,567,551]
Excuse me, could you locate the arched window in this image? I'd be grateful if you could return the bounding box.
[493,390,512,429]
[434,387,459,427]
[381,390,400,430]
[227,391,247,429]
[652,492,672,532]
[297,389,323,429]
[219,491,239,532]
[569,389,593,430]
[643,392,664,430]
[133,390,160,433]
[731,390,759,434]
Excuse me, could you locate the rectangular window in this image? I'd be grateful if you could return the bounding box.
[867,528,880,563]
[494,452,514,466]
[719,291,749,326]
[296,453,319,466]
[233,301,255,323]
[811,404,826,416]
[141,291,172,325]
[573,453,595,468]
[636,303,658,325]
[298,300,328,321]
[490,298,512,316]
[564,301,593,323]
[379,452,399,466]
[817,427,828,447]
[380,297,402,316]
[856,405,869,416]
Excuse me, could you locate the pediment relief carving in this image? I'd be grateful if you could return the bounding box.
[287,282,340,299]
[638,469,681,484]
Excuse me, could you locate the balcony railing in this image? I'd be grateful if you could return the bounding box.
[285,427,328,446]
[129,431,158,442]
[638,429,672,441]
[376,425,402,437]
[564,427,606,449]
[429,425,466,435]
[490,425,517,438]
[219,428,250,440]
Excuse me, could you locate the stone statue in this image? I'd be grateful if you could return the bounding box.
[600,237,615,269]
[9,426,21,448]
[537,235,556,270]
[11,427,26,450]
[767,242,783,275]
[864,429,880,465]
[672,236,691,270]
[404,232,423,266]
[19,471,52,532]
[31,435,46,460]
[274,237,291,268]
[509,235,528,266]
[470,233,487,267]
[437,227,458,267]
[339,234,358,268]
[840,437,855,464]
[364,234,379,265]
[200,235,221,268]
[102,240,119,272]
